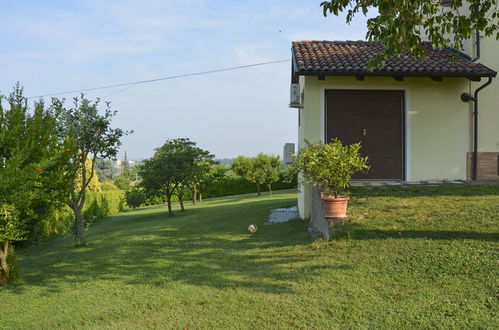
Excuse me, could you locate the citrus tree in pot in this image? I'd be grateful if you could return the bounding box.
[293,139,369,219]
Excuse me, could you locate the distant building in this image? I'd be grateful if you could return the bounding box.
[283,143,295,165]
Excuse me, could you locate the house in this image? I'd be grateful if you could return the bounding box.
[290,33,498,223]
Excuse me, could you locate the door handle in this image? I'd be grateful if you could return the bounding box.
[362,128,367,136]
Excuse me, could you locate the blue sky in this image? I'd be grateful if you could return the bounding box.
[0,0,369,160]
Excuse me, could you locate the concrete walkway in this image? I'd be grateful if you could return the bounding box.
[267,206,300,224]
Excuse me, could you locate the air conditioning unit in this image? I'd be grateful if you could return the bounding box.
[289,83,302,108]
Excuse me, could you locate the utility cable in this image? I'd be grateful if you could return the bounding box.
[27,58,291,99]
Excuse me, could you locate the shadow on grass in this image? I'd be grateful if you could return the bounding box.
[8,192,317,295]
[331,223,499,242]
[350,184,499,198]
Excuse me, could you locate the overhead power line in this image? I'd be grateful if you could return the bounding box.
[27,58,291,99]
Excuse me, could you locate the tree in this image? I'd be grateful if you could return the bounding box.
[113,175,132,191]
[54,95,129,246]
[232,156,258,195]
[0,85,72,282]
[125,189,146,209]
[76,157,101,192]
[188,159,216,204]
[253,153,281,195]
[95,159,116,181]
[196,163,228,202]
[232,155,266,196]
[321,0,499,68]
[139,138,213,216]
[121,151,130,179]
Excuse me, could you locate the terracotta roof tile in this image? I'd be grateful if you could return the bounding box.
[292,41,496,78]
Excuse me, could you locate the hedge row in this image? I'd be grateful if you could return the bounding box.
[34,191,125,239]
[202,176,296,199]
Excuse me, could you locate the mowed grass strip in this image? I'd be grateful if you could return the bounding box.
[1,186,498,329]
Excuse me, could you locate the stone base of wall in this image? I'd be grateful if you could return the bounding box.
[309,186,331,239]
[467,152,499,181]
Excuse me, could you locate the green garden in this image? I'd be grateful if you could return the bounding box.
[2,185,498,328]
[1,85,498,329]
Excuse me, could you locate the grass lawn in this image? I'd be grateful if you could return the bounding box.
[2,185,498,329]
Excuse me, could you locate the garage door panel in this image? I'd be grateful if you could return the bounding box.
[325,90,404,180]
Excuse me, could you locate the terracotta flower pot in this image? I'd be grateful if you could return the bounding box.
[321,195,350,219]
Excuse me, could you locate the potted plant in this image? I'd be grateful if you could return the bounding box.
[293,139,369,219]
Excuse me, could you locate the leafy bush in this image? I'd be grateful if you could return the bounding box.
[113,176,132,191]
[82,191,125,227]
[31,191,124,239]
[125,190,146,209]
[293,139,369,197]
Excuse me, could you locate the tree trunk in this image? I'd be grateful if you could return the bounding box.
[73,205,85,247]
[256,183,261,196]
[192,184,197,205]
[166,195,173,216]
[179,194,185,211]
[267,183,272,195]
[0,240,10,283]
[199,191,203,202]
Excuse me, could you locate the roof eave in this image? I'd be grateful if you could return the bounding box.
[295,71,497,79]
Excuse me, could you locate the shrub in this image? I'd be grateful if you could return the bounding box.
[113,176,132,191]
[293,139,369,197]
[82,191,125,227]
[125,190,146,209]
[203,175,296,199]
[31,191,124,239]
[100,180,120,191]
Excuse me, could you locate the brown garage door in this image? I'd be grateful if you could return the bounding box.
[325,90,404,180]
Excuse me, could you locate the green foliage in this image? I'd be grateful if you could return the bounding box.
[231,155,253,178]
[125,190,146,209]
[139,138,214,215]
[121,151,131,179]
[100,180,120,192]
[76,157,101,192]
[113,175,132,191]
[0,206,25,247]
[232,154,283,195]
[321,0,499,69]
[232,155,264,194]
[0,84,72,282]
[82,191,124,227]
[293,139,369,197]
[203,175,296,199]
[253,153,281,194]
[27,191,124,240]
[53,95,130,245]
[32,205,73,240]
[194,163,228,201]
[95,159,116,181]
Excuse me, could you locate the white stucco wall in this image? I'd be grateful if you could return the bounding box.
[297,75,474,219]
[473,35,499,152]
